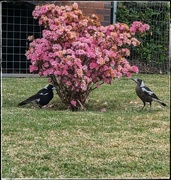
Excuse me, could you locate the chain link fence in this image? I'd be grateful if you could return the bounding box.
[1,1,42,76]
[116,1,170,74]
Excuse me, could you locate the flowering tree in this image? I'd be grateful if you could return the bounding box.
[25,3,150,111]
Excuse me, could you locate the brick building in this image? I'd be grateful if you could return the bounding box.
[1,1,114,76]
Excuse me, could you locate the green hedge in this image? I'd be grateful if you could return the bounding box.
[116,2,170,64]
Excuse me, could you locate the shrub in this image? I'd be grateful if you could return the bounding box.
[25,3,149,111]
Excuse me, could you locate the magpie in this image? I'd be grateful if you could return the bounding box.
[132,78,167,111]
[18,84,56,108]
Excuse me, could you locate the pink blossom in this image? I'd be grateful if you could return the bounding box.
[67,31,77,40]
[96,83,101,88]
[72,2,78,10]
[30,65,38,72]
[122,67,128,74]
[90,62,98,69]
[66,81,72,86]
[65,5,71,12]
[117,40,123,46]
[87,49,96,58]
[126,72,131,78]
[42,69,54,76]
[131,65,139,73]
[27,35,34,41]
[80,80,87,91]
[54,70,61,75]
[86,71,91,77]
[71,100,77,106]
[43,62,49,68]
[82,65,87,71]
[84,76,92,83]
[76,69,83,77]
[144,24,150,31]
[116,72,122,78]
[52,44,62,51]
[97,58,105,65]
[130,27,136,35]
[79,19,88,27]
[130,21,150,35]
[101,108,106,112]
[76,49,86,55]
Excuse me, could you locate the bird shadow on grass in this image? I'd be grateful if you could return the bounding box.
[131,106,168,113]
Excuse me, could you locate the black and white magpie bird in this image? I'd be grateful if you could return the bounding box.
[132,78,167,110]
[18,84,56,108]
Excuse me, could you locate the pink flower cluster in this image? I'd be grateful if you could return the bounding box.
[26,3,150,109]
[130,21,150,35]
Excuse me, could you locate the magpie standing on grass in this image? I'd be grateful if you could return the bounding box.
[18,84,56,108]
[132,78,167,111]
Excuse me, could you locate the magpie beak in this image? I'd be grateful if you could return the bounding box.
[52,86,56,90]
[131,78,138,83]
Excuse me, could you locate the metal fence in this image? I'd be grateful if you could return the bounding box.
[116,2,170,74]
[1,1,42,77]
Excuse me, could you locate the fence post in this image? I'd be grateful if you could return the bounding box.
[112,1,117,24]
[169,21,171,71]
[0,1,2,71]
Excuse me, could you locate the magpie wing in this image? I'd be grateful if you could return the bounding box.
[25,88,49,102]
[18,88,50,106]
[18,88,47,106]
[18,93,41,106]
[37,89,49,96]
[141,86,159,100]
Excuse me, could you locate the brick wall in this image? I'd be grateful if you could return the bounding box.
[76,2,112,26]
[27,1,112,26]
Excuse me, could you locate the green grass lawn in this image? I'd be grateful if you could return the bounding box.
[2,74,170,178]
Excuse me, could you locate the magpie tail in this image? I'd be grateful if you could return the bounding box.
[153,98,167,106]
[18,97,35,106]
[18,100,30,106]
[159,102,167,106]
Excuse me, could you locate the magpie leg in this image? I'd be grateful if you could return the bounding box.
[140,101,146,111]
[149,102,152,111]
[37,104,43,108]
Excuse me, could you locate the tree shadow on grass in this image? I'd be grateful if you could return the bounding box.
[16,98,167,113]
[51,98,130,112]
